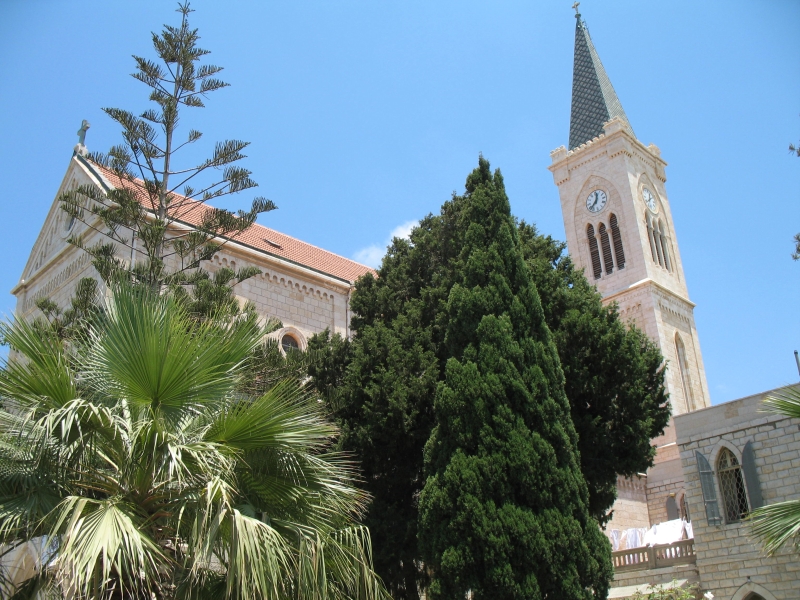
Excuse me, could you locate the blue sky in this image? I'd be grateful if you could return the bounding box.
[0,1,798,404]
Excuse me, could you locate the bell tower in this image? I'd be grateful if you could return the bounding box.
[548,9,710,419]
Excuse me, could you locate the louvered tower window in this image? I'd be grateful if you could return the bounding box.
[587,224,602,280]
[658,220,672,271]
[598,223,614,274]
[675,333,696,412]
[609,214,625,269]
[652,217,664,266]
[646,216,658,264]
[718,448,749,523]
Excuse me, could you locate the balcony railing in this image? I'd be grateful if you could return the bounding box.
[612,539,696,573]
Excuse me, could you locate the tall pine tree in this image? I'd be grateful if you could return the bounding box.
[57,3,274,321]
[417,157,609,599]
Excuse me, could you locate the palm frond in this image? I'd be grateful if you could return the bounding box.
[749,499,800,555]
[0,318,76,410]
[205,380,337,451]
[84,284,260,416]
[762,385,800,420]
[50,496,169,598]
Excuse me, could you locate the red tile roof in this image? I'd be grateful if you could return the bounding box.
[87,160,375,283]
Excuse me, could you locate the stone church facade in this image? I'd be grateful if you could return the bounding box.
[11,153,373,351]
[10,8,800,600]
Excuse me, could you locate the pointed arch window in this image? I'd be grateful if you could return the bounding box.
[652,217,664,267]
[609,213,625,269]
[675,333,696,412]
[646,216,658,264]
[598,223,614,274]
[718,448,749,523]
[587,224,602,280]
[658,220,672,272]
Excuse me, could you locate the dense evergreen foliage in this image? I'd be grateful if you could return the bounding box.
[417,157,608,598]
[308,157,669,598]
[518,224,670,523]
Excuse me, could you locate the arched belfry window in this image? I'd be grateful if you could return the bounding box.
[651,217,664,266]
[675,333,696,412]
[587,224,602,280]
[646,216,658,264]
[718,448,749,523]
[609,213,625,269]
[658,219,672,272]
[598,223,614,275]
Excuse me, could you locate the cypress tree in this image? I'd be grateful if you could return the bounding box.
[308,156,668,598]
[417,157,610,599]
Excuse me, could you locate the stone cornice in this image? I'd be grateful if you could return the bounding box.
[548,118,668,182]
[602,277,695,308]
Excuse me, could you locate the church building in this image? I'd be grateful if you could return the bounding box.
[8,7,800,600]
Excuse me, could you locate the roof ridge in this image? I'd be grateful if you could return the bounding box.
[87,161,374,282]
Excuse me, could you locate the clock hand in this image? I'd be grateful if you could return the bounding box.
[590,192,598,208]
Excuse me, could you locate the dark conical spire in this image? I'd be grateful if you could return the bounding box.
[568,12,634,150]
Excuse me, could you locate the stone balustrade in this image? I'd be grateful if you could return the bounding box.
[612,539,695,573]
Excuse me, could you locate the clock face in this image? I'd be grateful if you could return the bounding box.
[586,189,607,213]
[643,188,658,212]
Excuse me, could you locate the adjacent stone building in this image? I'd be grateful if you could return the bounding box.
[673,387,800,600]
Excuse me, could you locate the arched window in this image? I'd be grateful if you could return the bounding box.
[281,333,300,353]
[598,223,614,274]
[718,448,750,523]
[675,333,696,412]
[609,213,625,269]
[646,216,659,265]
[658,220,672,271]
[587,224,602,280]
[651,217,664,266]
[666,495,679,521]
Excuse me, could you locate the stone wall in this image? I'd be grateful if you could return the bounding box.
[13,159,356,347]
[606,475,650,546]
[675,387,800,599]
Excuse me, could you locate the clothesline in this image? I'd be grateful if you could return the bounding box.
[608,518,693,551]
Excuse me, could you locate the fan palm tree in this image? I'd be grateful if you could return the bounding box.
[0,284,388,599]
[749,385,800,555]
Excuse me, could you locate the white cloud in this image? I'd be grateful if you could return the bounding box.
[353,245,385,269]
[353,220,418,268]
[389,220,418,241]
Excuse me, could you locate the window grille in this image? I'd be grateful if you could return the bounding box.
[599,223,614,274]
[281,334,300,353]
[609,213,625,269]
[718,448,750,523]
[587,224,602,280]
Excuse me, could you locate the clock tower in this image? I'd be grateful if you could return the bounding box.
[548,11,711,428]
